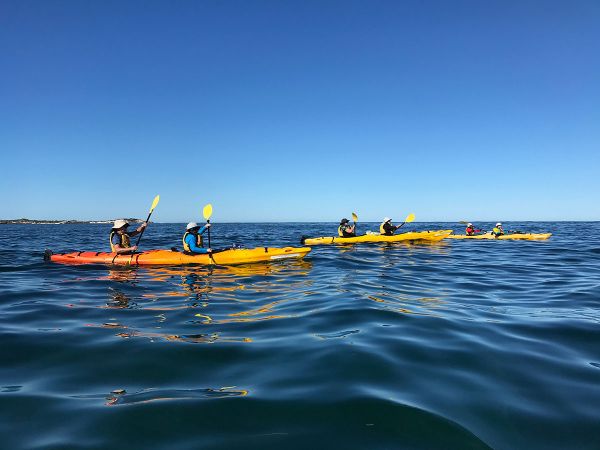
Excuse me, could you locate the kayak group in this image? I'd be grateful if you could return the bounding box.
[45,196,551,267]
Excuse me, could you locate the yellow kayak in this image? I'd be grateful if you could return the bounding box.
[47,246,312,266]
[448,232,552,240]
[301,230,453,246]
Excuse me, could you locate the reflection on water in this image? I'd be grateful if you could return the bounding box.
[94,261,315,344]
[104,386,248,406]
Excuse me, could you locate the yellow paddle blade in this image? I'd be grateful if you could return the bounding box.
[150,195,160,212]
[203,203,213,220]
[405,213,415,223]
[352,212,358,223]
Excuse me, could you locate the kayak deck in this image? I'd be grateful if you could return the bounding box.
[302,230,453,245]
[47,247,311,266]
[447,232,551,240]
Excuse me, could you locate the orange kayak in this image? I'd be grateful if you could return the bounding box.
[46,247,311,266]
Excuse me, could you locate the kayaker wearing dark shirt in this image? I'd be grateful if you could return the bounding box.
[338,218,356,237]
[109,219,147,254]
[183,222,212,254]
[465,223,482,236]
[379,217,401,236]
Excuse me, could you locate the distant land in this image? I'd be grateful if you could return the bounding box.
[0,218,144,225]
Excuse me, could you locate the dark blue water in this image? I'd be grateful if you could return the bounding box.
[1,222,599,449]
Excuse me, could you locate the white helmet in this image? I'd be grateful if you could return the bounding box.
[186,222,200,230]
[496,222,502,227]
[468,223,473,226]
[112,219,129,229]
[383,217,392,223]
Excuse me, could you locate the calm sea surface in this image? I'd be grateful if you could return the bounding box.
[0,222,599,449]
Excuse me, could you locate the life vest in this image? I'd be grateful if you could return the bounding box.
[492,227,504,236]
[182,231,203,252]
[466,226,475,236]
[338,225,344,237]
[110,231,131,252]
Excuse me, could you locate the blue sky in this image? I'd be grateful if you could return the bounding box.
[1,0,599,222]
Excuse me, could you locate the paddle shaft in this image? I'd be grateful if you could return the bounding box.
[206,219,211,248]
[135,211,153,247]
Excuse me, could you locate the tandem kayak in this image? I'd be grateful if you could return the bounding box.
[45,246,312,266]
[447,232,551,240]
[301,230,453,246]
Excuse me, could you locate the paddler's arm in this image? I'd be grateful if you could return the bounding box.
[111,234,138,254]
[114,244,138,254]
[127,222,148,237]
[185,233,212,254]
[198,223,210,235]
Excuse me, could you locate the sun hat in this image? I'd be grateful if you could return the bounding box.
[383,217,391,223]
[112,219,129,229]
[186,222,200,230]
[496,222,502,227]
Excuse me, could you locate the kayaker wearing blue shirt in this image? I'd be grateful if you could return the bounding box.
[183,222,212,254]
[110,219,147,254]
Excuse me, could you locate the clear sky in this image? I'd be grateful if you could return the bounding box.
[1,0,599,222]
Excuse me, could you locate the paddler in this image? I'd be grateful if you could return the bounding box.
[379,217,402,236]
[465,223,482,236]
[491,222,505,237]
[183,222,212,254]
[110,219,147,254]
[338,218,356,237]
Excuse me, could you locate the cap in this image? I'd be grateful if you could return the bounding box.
[468,223,473,226]
[496,222,502,227]
[340,218,349,224]
[383,217,391,223]
[186,222,200,230]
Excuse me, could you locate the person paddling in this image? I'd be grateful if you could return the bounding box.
[110,219,147,254]
[379,217,402,236]
[183,222,212,254]
[465,223,482,236]
[491,222,505,237]
[338,218,356,237]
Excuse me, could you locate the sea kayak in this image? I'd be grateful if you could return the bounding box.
[447,232,551,240]
[301,230,453,246]
[46,246,311,266]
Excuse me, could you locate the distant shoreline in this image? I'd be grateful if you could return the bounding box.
[0,218,144,225]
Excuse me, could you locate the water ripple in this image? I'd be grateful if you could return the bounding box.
[0,222,599,449]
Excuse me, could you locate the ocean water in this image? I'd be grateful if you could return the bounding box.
[0,222,599,450]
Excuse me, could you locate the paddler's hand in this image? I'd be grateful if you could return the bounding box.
[205,223,211,228]
[131,245,138,252]
[206,248,212,253]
